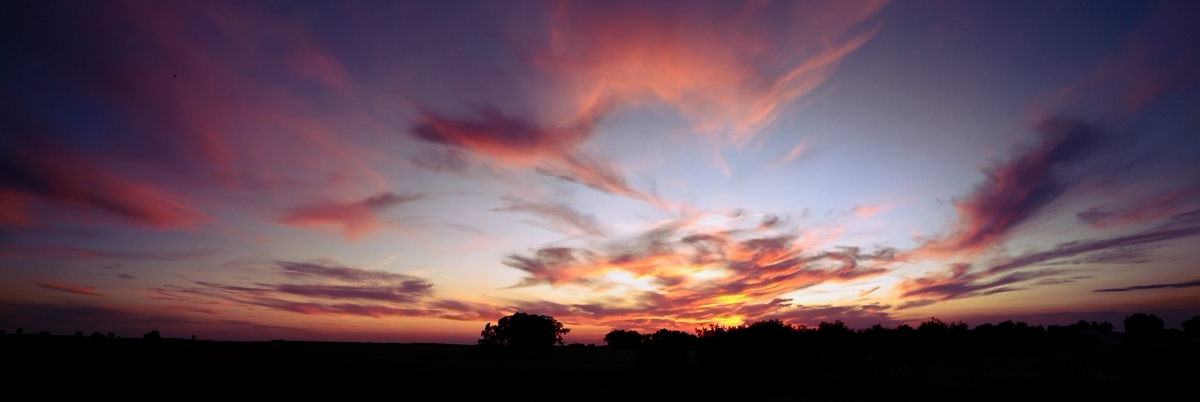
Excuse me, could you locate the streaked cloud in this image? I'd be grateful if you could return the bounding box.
[34,280,104,297]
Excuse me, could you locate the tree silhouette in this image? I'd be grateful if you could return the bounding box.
[1182,316,1199,336]
[143,330,161,340]
[478,312,569,350]
[603,329,644,348]
[1123,313,1163,336]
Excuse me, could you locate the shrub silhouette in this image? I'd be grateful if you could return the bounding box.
[478,312,569,350]
[75,331,84,337]
[603,329,644,348]
[90,332,105,339]
[143,330,161,340]
[106,332,115,339]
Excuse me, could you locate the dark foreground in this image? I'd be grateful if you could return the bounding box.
[4,336,1196,400]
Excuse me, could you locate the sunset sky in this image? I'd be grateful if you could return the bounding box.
[2,0,1198,344]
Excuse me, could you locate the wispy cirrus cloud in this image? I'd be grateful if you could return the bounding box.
[910,118,1097,258]
[34,280,104,296]
[898,210,1200,301]
[493,196,602,236]
[0,133,207,229]
[169,260,502,321]
[406,1,885,204]
[1095,279,1200,293]
[279,192,422,239]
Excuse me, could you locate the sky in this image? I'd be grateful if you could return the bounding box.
[1,0,1198,344]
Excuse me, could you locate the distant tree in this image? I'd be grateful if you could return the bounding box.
[646,328,697,348]
[604,329,644,348]
[817,320,852,335]
[37,331,50,336]
[1183,316,1200,336]
[106,332,115,339]
[143,330,161,340]
[75,331,84,337]
[478,312,569,350]
[90,332,105,339]
[918,317,967,332]
[566,343,585,348]
[1123,313,1164,336]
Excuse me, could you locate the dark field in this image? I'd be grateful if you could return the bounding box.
[4,335,1196,400]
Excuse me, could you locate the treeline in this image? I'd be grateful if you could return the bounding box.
[0,329,170,340]
[604,313,1199,368]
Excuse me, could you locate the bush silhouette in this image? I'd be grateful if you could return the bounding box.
[143,330,161,340]
[90,332,105,339]
[478,312,569,350]
[106,332,115,339]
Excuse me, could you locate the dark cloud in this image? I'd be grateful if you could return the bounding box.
[277,260,424,285]
[174,260,505,322]
[899,211,1200,301]
[116,273,137,280]
[1094,279,1200,293]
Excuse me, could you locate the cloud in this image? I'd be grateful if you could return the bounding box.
[170,260,507,321]
[493,196,602,235]
[279,192,422,239]
[497,212,897,328]
[1094,279,1200,293]
[34,280,104,296]
[898,211,1200,301]
[0,244,216,262]
[117,274,137,280]
[413,107,664,206]
[0,134,208,229]
[404,1,885,205]
[912,118,1097,258]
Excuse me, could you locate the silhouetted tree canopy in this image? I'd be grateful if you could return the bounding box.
[1182,316,1199,336]
[90,332,104,339]
[1123,313,1163,336]
[143,330,161,340]
[478,312,569,350]
[603,329,644,348]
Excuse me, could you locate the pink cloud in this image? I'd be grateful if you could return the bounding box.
[908,119,1096,259]
[35,280,105,297]
[279,192,422,239]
